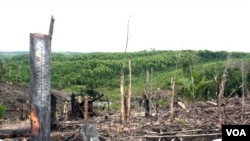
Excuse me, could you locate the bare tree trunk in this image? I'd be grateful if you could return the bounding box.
[71,93,76,117]
[170,52,181,122]
[217,57,230,124]
[29,16,54,141]
[84,96,88,121]
[126,59,132,122]
[120,70,125,124]
[142,70,157,118]
[121,13,131,124]
[241,59,245,122]
[191,77,195,99]
[2,61,4,83]
[30,33,52,140]
[51,93,57,130]
[145,70,150,117]
[170,77,175,122]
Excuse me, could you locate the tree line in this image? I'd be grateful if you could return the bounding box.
[1,50,250,100]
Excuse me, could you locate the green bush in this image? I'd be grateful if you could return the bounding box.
[158,99,166,107]
[0,104,6,119]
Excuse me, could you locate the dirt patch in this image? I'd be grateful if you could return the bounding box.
[1,82,250,140]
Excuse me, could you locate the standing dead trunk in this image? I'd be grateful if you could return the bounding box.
[169,52,181,122]
[84,96,88,121]
[29,16,54,141]
[71,93,77,117]
[241,59,245,122]
[120,70,125,124]
[29,33,52,140]
[51,93,57,130]
[145,70,150,117]
[170,77,175,122]
[124,89,128,121]
[126,59,132,122]
[217,58,230,124]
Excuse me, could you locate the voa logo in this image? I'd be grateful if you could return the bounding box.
[226,129,246,136]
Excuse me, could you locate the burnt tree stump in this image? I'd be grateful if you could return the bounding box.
[29,16,54,141]
[70,94,104,119]
[30,33,52,140]
[71,93,77,117]
[51,93,57,130]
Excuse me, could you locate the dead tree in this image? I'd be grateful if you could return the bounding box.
[170,77,175,122]
[63,101,69,120]
[125,59,132,122]
[120,70,125,124]
[140,70,157,118]
[217,54,230,124]
[29,16,54,141]
[51,93,57,130]
[72,94,104,119]
[241,59,245,122]
[84,96,88,121]
[170,52,181,122]
[71,93,77,117]
[145,70,151,117]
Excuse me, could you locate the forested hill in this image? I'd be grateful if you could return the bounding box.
[1,50,250,100]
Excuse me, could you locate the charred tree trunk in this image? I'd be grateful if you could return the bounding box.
[145,70,150,117]
[29,16,54,141]
[71,93,77,117]
[73,94,104,119]
[51,93,57,130]
[30,33,52,140]
[143,94,150,117]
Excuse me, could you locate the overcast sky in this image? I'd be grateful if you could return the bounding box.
[0,0,250,53]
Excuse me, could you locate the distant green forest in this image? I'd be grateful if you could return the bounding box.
[1,50,250,101]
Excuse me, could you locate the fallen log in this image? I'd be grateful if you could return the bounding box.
[0,128,30,136]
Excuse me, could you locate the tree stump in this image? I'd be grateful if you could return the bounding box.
[80,124,99,141]
[51,93,57,130]
[30,33,52,140]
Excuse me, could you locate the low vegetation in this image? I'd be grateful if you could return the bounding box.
[0,103,6,119]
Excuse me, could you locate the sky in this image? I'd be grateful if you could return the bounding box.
[0,0,250,53]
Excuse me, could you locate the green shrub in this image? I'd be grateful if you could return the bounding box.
[179,118,187,124]
[158,99,166,107]
[0,104,6,119]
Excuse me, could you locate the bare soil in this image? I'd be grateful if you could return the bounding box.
[1,82,250,141]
